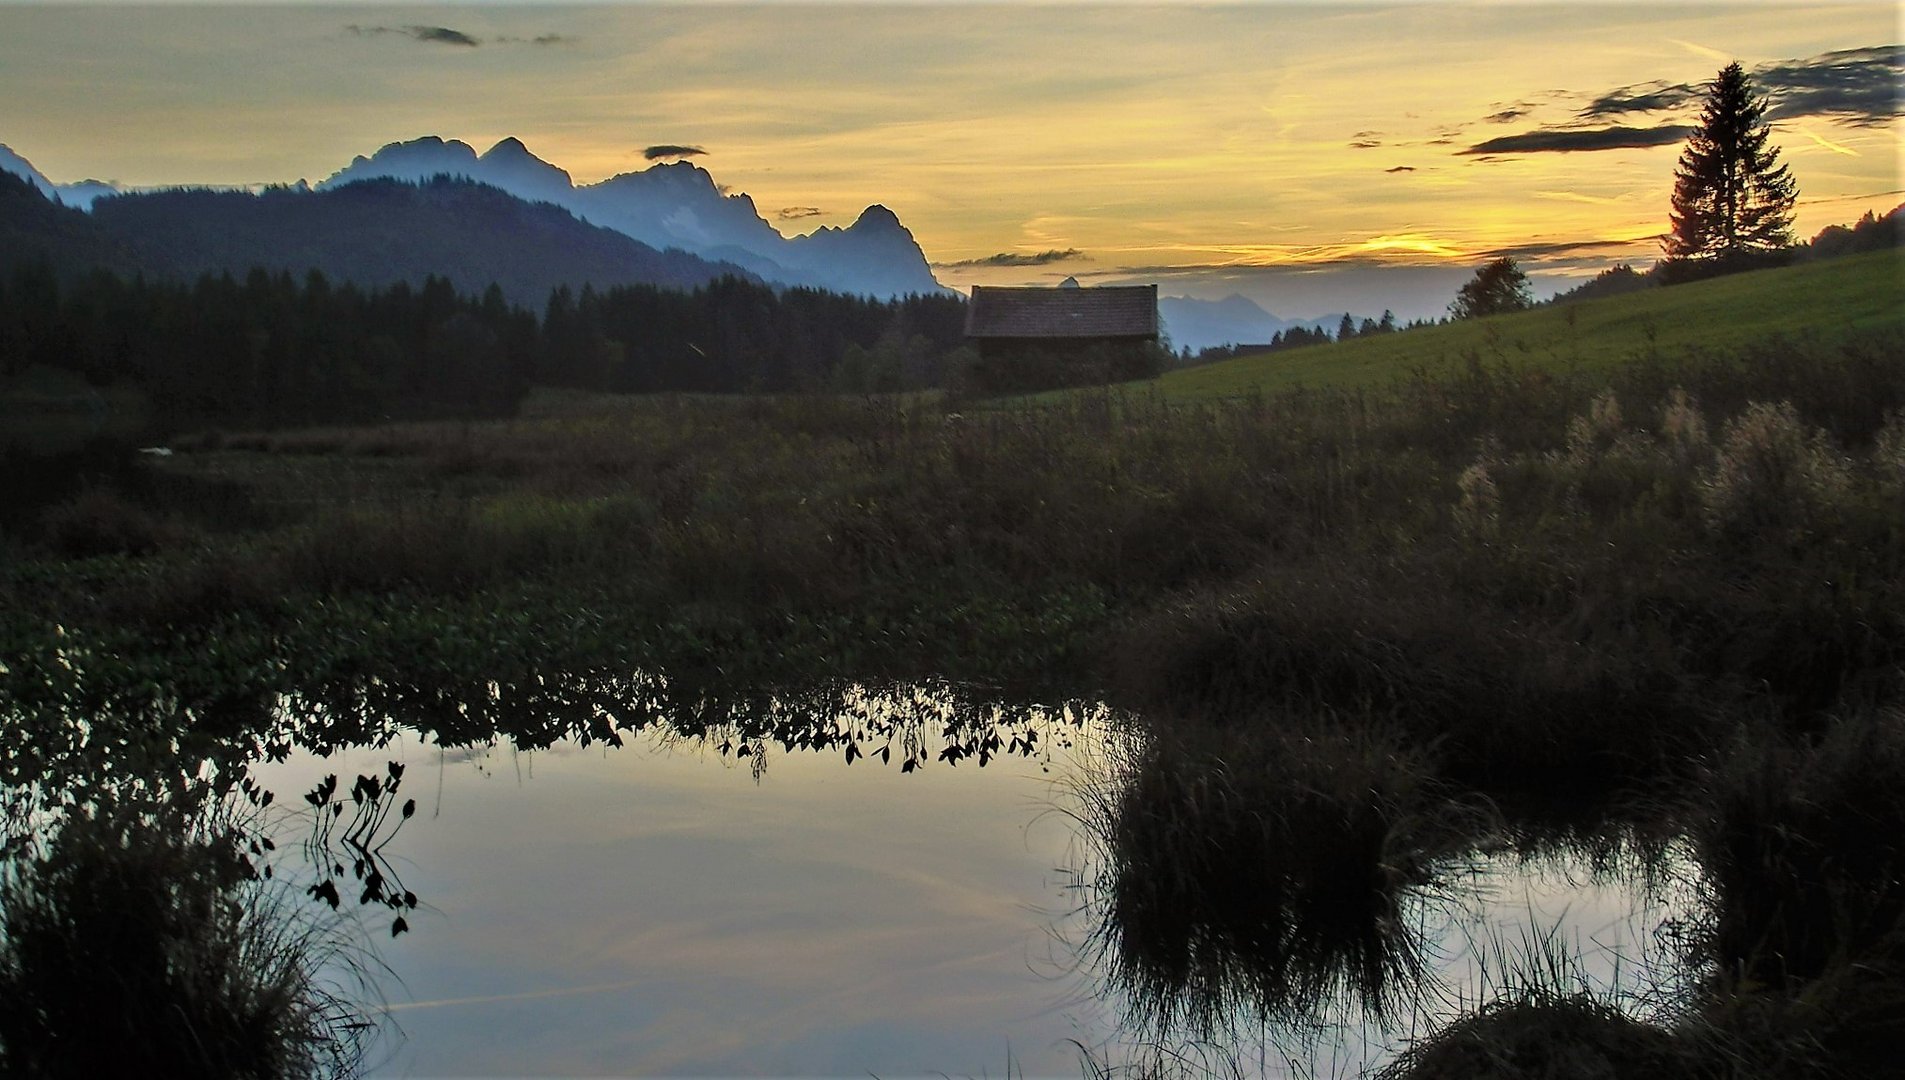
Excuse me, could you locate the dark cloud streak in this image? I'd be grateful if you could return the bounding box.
[644,145,708,160]
[778,206,824,220]
[409,26,480,47]
[1462,124,1691,155]
[937,249,1085,268]
[1579,80,1698,119]
[1757,46,1904,127]
[1576,47,1901,128]
[346,25,574,48]
[347,24,482,47]
[1476,237,1661,261]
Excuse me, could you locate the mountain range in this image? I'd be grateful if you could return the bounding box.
[314,137,944,299]
[2,136,945,301]
[4,138,1350,342]
[104,177,764,301]
[0,143,119,211]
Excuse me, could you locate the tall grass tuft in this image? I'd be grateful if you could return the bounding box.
[0,802,383,1079]
[1376,991,1688,1080]
[1686,710,1905,989]
[1380,915,1695,1080]
[1672,709,1905,1077]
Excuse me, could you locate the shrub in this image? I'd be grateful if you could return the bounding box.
[1454,459,1502,541]
[1658,388,1711,467]
[1873,410,1905,498]
[37,486,182,558]
[1564,389,1627,461]
[1699,402,1851,544]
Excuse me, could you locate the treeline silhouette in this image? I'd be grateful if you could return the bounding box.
[1,259,968,431]
[4,263,536,427]
[1551,203,1902,302]
[1187,311,1434,365]
[541,276,966,395]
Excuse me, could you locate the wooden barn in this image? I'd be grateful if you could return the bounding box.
[963,281,1161,392]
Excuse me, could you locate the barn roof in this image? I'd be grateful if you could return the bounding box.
[964,284,1158,340]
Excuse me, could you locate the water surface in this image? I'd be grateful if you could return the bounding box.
[243,686,1697,1078]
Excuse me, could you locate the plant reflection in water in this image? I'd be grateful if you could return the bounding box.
[3,665,1717,1077]
[1056,717,1699,1077]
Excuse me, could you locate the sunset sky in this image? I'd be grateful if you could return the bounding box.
[2,3,1897,318]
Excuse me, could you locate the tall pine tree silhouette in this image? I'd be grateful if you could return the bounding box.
[1666,62,1797,264]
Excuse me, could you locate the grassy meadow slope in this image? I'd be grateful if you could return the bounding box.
[1154,248,1904,399]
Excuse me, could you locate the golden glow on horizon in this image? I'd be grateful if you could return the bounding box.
[1354,236,1467,259]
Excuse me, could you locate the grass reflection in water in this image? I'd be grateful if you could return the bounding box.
[0,796,384,1079]
[1060,706,1905,1080]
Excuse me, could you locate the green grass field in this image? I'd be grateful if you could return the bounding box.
[1152,249,1905,400]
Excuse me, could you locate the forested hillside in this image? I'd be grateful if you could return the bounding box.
[89,176,755,304]
[0,170,139,278]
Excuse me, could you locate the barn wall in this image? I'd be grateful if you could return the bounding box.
[966,336,1164,394]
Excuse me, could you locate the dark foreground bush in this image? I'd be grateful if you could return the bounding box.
[0,806,380,1079]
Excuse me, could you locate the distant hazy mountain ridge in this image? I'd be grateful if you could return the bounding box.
[0,143,119,211]
[1158,293,1347,354]
[319,136,945,299]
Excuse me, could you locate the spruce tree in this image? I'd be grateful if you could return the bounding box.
[1666,62,1797,262]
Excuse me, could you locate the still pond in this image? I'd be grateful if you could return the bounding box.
[239,682,1694,1078]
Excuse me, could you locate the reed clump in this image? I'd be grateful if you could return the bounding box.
[1685,709,1905,992]
[0,802,380,1079]
[1075,719,1472,1037]
[1377,992,1690,1080]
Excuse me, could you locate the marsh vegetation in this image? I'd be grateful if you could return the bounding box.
[3,259,1903,1073]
